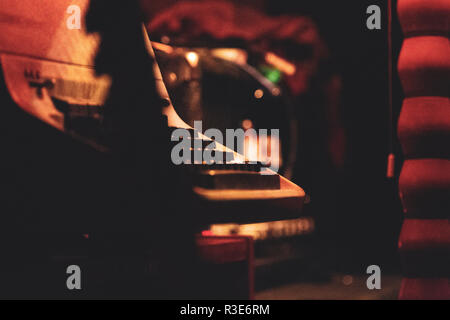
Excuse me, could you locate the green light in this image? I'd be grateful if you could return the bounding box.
[259,65,282,84]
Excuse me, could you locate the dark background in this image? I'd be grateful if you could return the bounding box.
[264,0,404,273]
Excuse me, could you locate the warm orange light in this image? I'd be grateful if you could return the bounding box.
[242,119,254,130]
[185,51,199,68]
[265,52,297,76]
[151,41,174,54]
[342,275,354,286]
[254,89,264,99]
[161,36,171,44]
[243,131,282,170]
[168,72,178,83]
[209,218,315,241]
[211,48,248,65]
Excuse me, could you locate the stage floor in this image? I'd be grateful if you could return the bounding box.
[255,274,402,300]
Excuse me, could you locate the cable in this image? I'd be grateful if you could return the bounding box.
[386,0,395,179]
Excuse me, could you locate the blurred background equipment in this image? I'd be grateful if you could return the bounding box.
[147,0,340,291]
[154,42,323,288]
[154,45,298,177]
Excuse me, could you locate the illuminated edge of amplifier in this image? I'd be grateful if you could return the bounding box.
[206,217,315,241]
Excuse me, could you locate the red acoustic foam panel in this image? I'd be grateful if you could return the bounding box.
[399,159,450,219]
[397,0,450,36]
[398,36,450,98]
[398,97,450,159]
[397,0,449,297]
[399,219,450,278]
